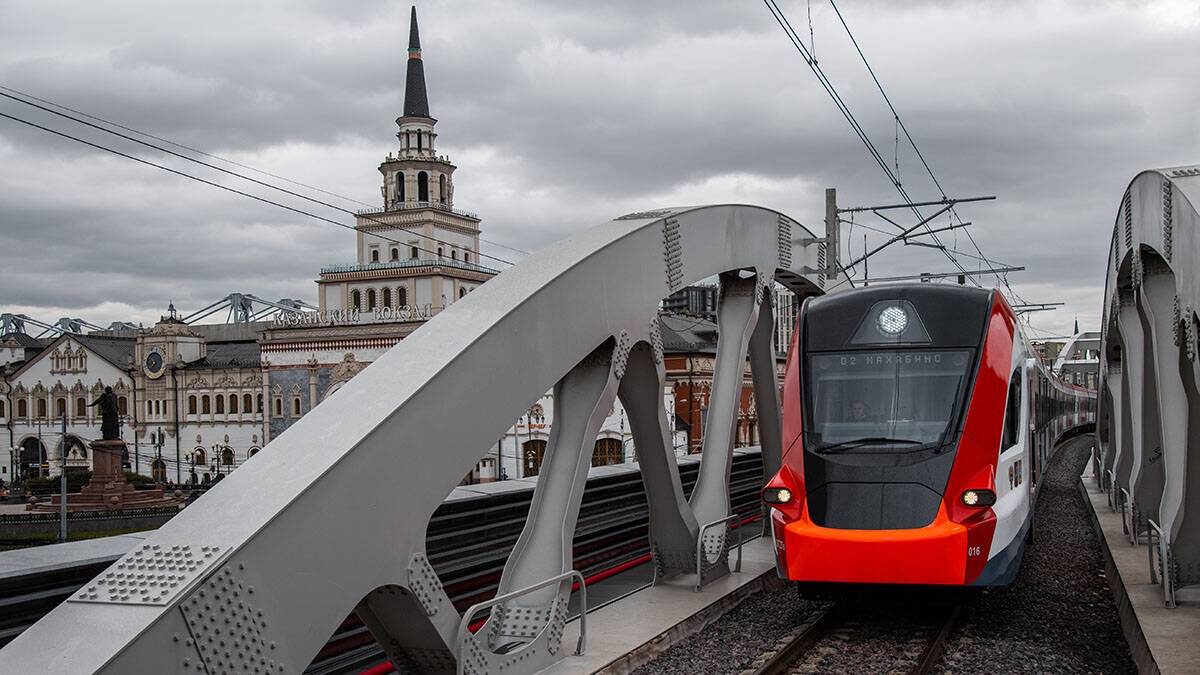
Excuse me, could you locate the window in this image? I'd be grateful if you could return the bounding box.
[117,396,127,415]
[523,439,547,477]
[292,397,302,416]
[257,394,264,413]
[202,395,211,414]
[0,400,5,418]
[417,131,423,150]
[188,395,197,415]
[437,246,443,258]
[460,287,467,299]
[451,250,457,260]
[1001,369,1023,452]
[248,447,260,458]
[273,397,282,416]
[55,398,66,418]
[229,394,239,414]
[351,290,361,310]
[418,171,429,202]
[147,400,154,417]
[36,399,47,418]
[593,438,624,467]
[382,288,392,308]
[371,249,380,263]
[410,246,418,259]
[804,349,974,453]
[439,174,446,204]
[215,396,225,414]
[396,172,405,201]
[244,393,253,413]
[193,448,206,466]
[390,248,399,261]
[398,286,408,307]
[367,289,377,310]
[222,448,234,466]
[465,252,470,264]
[18,399,27,418]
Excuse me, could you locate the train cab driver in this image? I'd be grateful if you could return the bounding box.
[849,399,875,422]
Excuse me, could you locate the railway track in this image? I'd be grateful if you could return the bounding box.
[745,596,963,675]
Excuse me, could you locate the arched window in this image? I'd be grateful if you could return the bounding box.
[390,248,399,261]
[418,171,429,202]
[0,400,5,418]
[593,438,624,467]
[222,448,234,466]
[396,172,405,201]
[522,439,547,477]
[18,399,28,418]
[351,290,362,310]
[36,399,47,418]
[465,252,470,264]
[371,249,380,263]
[188,395,197,415]
[292,397,302,416]
[215,395,225,414]
[244,393,253,413]
[152,458,167,482]
[451,250,458,260]
[439,174,447,204]
[398,286,408,307]
[55,398,66,419]
[417,131,423,151]
[248,447,260,458]
[229,394,239,414]
[367,289,377,310]
[273,397,282,416]
[437,247,443,258]
[410,246,419,259]
[193,448,206,465]
[202,395,211,414]
[146,400,153,416]
[460,287,468,299]
[382,287,392,308]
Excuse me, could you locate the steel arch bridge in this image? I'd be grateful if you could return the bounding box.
[1097,164,1200,608]
[0,205,839,673]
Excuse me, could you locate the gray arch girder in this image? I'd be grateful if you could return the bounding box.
[0,205,831,672]
[1102,165,1200,598]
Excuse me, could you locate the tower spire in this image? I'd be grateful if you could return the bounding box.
[403,6,431,119]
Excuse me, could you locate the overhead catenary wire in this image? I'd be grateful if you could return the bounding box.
[0,86,531,260]
[824,0,1027,303]
[0,110,489,268]
[761,0,977,285]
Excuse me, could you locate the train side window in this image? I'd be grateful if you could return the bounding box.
[1001,369,1022,451]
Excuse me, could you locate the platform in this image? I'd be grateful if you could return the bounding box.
[540,536,778,674]
[1081,469,1200,674]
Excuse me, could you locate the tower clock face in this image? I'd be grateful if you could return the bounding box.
[144,348,166,379]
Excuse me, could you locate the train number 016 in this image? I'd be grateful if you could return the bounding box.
[967,545,982,557]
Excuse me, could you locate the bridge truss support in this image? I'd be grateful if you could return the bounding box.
[0,205,835,673]
[1100,164,1200,607]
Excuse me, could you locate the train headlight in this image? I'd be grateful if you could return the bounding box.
[961,489,996,507]
[877,305,909,335]
[763,487,793,504]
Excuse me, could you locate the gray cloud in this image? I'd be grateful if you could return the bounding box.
[1,0,1198,338]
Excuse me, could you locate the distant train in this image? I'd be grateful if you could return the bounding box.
[764,284,1095,587]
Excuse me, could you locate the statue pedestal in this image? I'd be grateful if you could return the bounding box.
[28,439,182,512]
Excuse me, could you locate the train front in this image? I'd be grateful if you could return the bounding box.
[765,284,1016,587]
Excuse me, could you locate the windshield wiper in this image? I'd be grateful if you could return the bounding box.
[815,437,923,454]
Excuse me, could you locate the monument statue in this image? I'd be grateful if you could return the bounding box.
[89,386,120,440]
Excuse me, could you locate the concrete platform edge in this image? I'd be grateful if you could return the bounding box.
[1078,478,1160,675]
[591,567,782,675]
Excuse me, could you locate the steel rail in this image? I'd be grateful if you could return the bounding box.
[908,602,963,675]
[747,604,838,675]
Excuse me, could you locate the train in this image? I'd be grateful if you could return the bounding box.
[763,284,1096,587]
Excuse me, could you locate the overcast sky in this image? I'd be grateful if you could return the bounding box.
[1,0,1198,338]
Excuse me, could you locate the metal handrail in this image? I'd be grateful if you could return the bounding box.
[695,514,743,592]
[1147,519,1176,608]
[457,569,586,672]
[1105,470,1116,509]
[1119,488,1132,539]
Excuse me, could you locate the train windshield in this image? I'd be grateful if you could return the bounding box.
[805,349,973,453]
